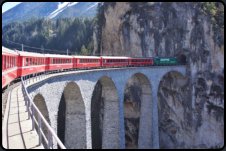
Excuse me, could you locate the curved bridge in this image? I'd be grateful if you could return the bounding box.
[25,65,187,149]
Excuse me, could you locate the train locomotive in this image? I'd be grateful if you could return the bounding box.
[2,46,179,89]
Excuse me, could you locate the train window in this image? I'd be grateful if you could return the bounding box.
[148,60,150,62]
[4,56,5,70]
[7,56,9,69]
[12,57,13,68]
[26,58,28,66]
[53,59,55,64]
[10,56,11,68]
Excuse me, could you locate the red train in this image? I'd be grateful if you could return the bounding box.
[2,46,155,89]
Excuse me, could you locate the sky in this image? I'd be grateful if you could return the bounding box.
[2,2,21,13]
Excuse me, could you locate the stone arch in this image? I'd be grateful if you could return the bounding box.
[157,71,187,149]
[177,54,187,64]
[91,76,120,149]
[123,73,153,149]
[58,82,86,149]
[33,94,50,149]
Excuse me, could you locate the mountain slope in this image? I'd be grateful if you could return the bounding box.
[52,2,99,19]
[2,2,98,25]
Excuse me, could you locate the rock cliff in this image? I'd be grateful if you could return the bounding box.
[93,2,224,149]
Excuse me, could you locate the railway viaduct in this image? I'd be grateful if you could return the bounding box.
[25,65,187,149]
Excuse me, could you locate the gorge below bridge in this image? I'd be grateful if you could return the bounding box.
[26,65,187,149]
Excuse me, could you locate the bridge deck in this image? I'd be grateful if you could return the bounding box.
[2,85,44,149]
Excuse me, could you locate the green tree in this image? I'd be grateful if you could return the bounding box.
[81,45,89,55]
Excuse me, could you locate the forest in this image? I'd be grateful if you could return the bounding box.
[2,16,97,55]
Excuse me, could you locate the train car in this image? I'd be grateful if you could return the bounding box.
[17,51,47,77]
[130,57,154,66]
[2,47,19,88]
[101,56,129,67]
[154,57,178,65]
[45,54,74,71]
[73,56,102,69]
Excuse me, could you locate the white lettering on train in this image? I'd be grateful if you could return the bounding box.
[160,58,170,61]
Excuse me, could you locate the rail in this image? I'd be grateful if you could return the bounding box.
[21,76,66,149]
[20,63,186,149]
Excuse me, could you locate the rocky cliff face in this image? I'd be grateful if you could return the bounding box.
[94,2,224,149]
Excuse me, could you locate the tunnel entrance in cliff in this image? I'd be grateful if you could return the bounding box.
[91,76,120,149]
[57,82,86,149]
[33,94,51,149]
[177,54,187,65]
[124,73,153,149]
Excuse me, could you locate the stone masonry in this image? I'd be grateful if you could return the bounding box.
[26,66,186,149]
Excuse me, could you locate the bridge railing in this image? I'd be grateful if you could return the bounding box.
[21,76,66,149]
